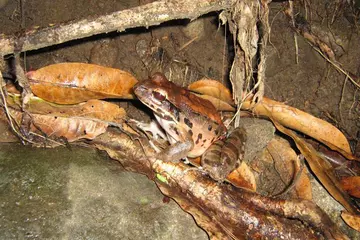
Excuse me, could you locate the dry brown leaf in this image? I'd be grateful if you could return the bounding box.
[267,137,312,200]
[341,211,360,232]
[188,79,234,105]
[5,82,20,94]
[273,121,358,214]
[194,93,235,111]
[188,156,256,190]
[26,63,138,104]
[226,161,256,191]
[295,169,313,200]
[242,96,354,159]
[341,176,360,198]
[32,114,108,142]
[4,108,108,142]
[7,94,126,124]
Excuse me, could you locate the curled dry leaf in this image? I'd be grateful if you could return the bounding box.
[7,94,126,124]
[226,161,256,191]
[341,211,360,232]
[341,176,360,198]
[188,79,234,106]
[273,121,358,214]
[6,108,108,142]
[26,63,138,104]
[4,94,127,142]
[31,114,108,142]
[242,96,354,159]
[193,93,235,112]
[187,156,255,191]
[267,137,312,200]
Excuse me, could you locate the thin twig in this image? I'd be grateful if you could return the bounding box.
[339,75,348,124]
[0,72,34,143]
[288,1,299,64]
[178,37,198,51]
[310,43,360,89]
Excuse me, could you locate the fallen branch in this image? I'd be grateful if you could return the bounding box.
[91,129,348,239]
[0,0,233,55]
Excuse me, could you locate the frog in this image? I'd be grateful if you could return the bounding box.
[133,73,246,181]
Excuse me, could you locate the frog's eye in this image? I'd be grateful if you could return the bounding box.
[152,91,166,101]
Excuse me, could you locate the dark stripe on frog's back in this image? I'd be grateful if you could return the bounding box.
[177,112,222,153]
[177,96,225,129]
[180,110,223,139]
[150,73,225,128]
[184,117,193,128]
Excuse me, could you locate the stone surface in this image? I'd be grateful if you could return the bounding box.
[0,144,207,239]
[239,118,275,162]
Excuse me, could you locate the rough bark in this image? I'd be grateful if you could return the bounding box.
[92,129,348,240]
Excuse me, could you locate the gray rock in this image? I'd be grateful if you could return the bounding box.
[239,118,275,162]
[0,144,207,240]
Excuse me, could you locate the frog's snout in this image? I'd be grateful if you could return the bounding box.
[133,82,147,97]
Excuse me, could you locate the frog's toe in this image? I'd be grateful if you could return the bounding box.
[149,140,162,153]
[183,157,191,165]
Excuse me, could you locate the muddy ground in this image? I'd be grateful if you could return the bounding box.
[0,0,359,239]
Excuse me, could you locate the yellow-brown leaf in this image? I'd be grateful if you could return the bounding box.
[32,114,108,142]
[242,96,354,159]
[273,121,358,214]
[5,108,108,142]
[188,79,234,105]
[267,137,312,200]
[341,211,360,232]
[27,63,138,104]
[341,176,360,198]
[194,93,235,112]
[7,94,126,124]
[227,161,256,191]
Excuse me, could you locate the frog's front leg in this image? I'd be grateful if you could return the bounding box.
[129,119,167,140]
[158,140,194,162]
[158,127,194,162]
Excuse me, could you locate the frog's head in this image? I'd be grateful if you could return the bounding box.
[134,73,180,122]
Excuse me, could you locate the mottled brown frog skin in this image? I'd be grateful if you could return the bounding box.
[134,73,227,160]
[134,73,246,181]
[201,127,247,181]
